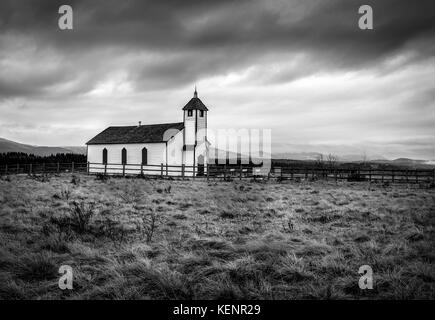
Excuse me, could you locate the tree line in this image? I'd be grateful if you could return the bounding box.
[0,152,86,165]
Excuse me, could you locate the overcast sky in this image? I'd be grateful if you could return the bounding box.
[0,0,434,159]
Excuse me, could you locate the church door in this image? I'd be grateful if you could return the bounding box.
[197,155,204,176]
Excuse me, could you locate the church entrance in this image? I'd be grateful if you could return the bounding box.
[197,155,204,176]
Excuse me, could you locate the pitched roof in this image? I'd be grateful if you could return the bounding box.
[182,97,209,111]
[86,122,184,145]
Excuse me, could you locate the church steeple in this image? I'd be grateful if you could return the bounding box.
[182,87,208,111]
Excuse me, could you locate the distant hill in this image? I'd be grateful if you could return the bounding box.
[272,152,387,162]
[0,137,86,156]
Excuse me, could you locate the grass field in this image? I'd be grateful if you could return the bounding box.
[0,173,434,299]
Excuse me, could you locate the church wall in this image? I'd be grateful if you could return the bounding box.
[184,111,196,146]
[167,129,184,166]
[88,143,167,175]
[196,111,207,144]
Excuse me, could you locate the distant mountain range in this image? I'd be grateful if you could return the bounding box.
[272,152,388,162]
[0,137,86,156]
[1,137,434,167]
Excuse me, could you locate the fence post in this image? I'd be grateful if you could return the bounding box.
[104,164,107,176]
[140,163,143,176]
[160,163,164,178]
[280,167,283,182]
[369,170,372,182]
[71,162,74,173]
[123,164,125,177]
[181,164,185,180]
[29,163,32,175]
[193,164,196,180]
[87,162,90,175]
[57,162,60,174]
[223,164,226,181]
[415,170,418,183]
[240,164,243,180]
[206,163,209,181]
[166,163,168,176]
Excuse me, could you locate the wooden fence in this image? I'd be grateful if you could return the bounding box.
[0,162,88,175]
[273,167,435,184]
[0,162,434,184]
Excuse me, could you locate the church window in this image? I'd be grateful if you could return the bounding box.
[199,110,204,117]
[188,110,193,117]
[102,148,108,164]
[121,148,127,165]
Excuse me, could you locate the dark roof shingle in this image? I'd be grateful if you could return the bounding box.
[86,122,184,145]
[182,97,209,111]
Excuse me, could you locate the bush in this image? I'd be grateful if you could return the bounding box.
[92,216,129,243]
[71,175,80,185]
[17,253,58,281]
[48,214,74,239]
[142,211,158,243]
[95,173,109,182]
[69,201,96,234]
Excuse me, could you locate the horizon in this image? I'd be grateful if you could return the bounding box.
[1,136,434,162]
[0,1,434,160]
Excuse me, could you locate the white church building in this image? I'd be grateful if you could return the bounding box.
[86,89,209,176]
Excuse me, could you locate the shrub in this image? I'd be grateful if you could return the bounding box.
[142,210,158,243]
[95,173,109,182]
[69,201,96,234]
[17,253,58,281]
[31,174,50,183]
[71,175,80,185]
[93,217,128,243]
[48,214,74,239]
[220,211,235,219]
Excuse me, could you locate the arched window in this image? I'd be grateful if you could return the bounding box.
[187,110,193,117]
[102,148,108,164]
[142,147,148,165]
[121,148,127,165]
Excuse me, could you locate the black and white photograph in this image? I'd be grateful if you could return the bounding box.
[0,0,434,312]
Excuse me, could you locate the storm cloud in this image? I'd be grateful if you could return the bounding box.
[0,0,434,159]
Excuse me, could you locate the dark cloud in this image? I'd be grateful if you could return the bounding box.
[1,0,435,97]
[0,0,434,159]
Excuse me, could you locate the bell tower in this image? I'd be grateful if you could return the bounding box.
[182,87,208,168]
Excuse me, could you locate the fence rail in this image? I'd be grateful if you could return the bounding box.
[0,162,434,184]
